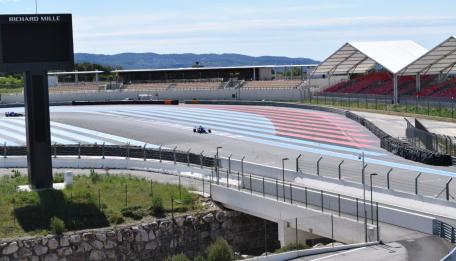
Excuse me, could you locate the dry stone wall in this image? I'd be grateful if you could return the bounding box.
[0,210,279,261]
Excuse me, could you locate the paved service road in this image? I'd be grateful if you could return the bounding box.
[0,104,455,201]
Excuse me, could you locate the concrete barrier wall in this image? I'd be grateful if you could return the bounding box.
[0,89,304,104]
[210,185,375,244]
[245,242,378,261]
[237,174,436,235]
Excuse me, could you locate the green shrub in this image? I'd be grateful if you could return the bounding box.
[89,169,101,183]
[108,212,125,225]
[165,253,190,261]
[50,217,66,235]
[193,256,205,261]
[274,243,309,253]
[121,206,146,220]
[150,196,164,216]
[206,238,234,261]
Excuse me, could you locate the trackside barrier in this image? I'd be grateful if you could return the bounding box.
[0,144,215,168]
[244,242,379,261]
[433,220,456,243]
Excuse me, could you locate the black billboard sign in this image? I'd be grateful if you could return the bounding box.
[0,14,74,72]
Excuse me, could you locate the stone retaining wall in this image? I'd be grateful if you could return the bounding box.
[0,210,279,261]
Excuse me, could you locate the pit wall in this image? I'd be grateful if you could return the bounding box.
[0,210,279,261]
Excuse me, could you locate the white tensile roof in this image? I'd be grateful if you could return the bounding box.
[399,36,456,75]
[314,40,428,75]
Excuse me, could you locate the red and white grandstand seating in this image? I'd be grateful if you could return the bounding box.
[418,77,456,97]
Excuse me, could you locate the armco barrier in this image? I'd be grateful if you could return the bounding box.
[0,144,215,167]
[189,100,452,166]
[71,99,179,105]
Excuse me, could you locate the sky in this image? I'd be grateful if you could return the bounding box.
[0,0,455,60]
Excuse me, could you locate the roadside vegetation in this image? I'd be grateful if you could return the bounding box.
[301,97,456,121]
[0,170,202,238]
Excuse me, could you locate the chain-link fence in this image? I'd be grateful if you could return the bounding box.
[406,119,456,156]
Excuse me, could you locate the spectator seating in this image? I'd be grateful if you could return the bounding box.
[242,80,302,89]
[123,81,222,91]
[49,83,105,93]
[421,78,456,98]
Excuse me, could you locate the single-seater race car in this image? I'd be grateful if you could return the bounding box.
[5,112,24,117]
[193,125,212,134]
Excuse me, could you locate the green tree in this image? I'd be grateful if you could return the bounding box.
[165,253,190,261]
[206,238,234,261]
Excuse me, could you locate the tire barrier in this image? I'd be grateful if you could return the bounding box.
[0,144,215,167]
[346,111,452,166]
[187,100,452,166]
[71,100,179,106]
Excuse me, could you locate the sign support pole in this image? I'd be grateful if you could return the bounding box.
[24,71,53,189]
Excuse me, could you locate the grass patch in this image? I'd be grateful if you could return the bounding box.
[301,97,456,121]
[0,170,202,239]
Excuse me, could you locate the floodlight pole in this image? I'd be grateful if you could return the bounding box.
[24,71,53,189]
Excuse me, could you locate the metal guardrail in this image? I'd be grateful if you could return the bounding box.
[433,220,456,243]
[0,144,215,168]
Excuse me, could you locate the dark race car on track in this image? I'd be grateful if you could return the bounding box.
[5,112,24,117]
[193,126,211,134]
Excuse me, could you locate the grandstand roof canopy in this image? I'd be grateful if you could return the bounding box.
[112,64,318,73]
[399,36,456,76]
[48,70,104,75]
[314,40,428,75]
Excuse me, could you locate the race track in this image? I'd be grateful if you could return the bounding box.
[0,104,455,199]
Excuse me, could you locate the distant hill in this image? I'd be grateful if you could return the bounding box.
[75,53,319,70]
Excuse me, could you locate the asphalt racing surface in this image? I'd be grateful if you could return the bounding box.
[0,104,455,201]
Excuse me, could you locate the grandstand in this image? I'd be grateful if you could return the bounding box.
[49,83,106,93]
[242,80,302,89]
[316,37,456,102]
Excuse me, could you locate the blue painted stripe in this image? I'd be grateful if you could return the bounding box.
[101,109,384,157]
[0,119,74,144]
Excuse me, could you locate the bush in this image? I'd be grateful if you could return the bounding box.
[108,212,125,225]
[121,206,146,220]
[274,243,308,253]
[193,256,205,261]
[50,217,66,235]
[206,238,234,261]
[89,169,101,183]
[165,253,190,261]
[150,196,164,217]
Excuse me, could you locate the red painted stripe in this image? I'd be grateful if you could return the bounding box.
[274,126,374,143]
[272,122,369,137]
[213,106,351,124]
[276,131,370,148]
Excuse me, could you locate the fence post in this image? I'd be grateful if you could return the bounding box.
[78,142,81,159]
[296,154,302,172]
[187,148,191,167]
[356,198,359,221]
[338,194,341,216]
[238,172,240,190]
[386,168,393,189]
[102,142,105,159]
[226,169,229,188]
[228,154,232,174]
[446,178,453,201]
[173,146,177,165]
[263,177,265,197]
[415,173,422,195]
[53,142,57,158]
[200,150,204,168]
[276,179,278,201]
[376,202,380,242]
[125,184,128,208]
[290,183,293,204]
[3,142,6,158]
[159,145,162,162]
[241,156,245,177]
[249,174,252,194]
[331,214,334,247]
[317,156,323,176]
[305,187,308,208]
[142,144,147,161]
[321,190,324,212]
[338,160,344,180]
